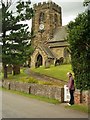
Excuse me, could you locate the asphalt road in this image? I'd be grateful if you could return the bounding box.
[2,90,88,118]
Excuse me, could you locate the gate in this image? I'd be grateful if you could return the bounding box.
[64,85,70,102]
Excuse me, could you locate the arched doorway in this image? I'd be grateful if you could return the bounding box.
[35,54,43,68]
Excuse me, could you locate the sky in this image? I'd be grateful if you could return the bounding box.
[8,0,86,26]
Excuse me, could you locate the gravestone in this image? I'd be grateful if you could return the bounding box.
[45,59,50,68]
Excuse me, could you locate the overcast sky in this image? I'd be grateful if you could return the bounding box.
[8,0,86,26]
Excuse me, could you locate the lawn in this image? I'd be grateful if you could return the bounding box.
[31,64,73,81]
[3,64,73,85]
[7,68,27,81]
[5,68,62,86]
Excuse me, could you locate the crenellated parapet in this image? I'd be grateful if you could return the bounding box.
[33,1,61,13]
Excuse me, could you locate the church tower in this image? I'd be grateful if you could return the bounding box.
[31,1,69,68]
[32,1,62,47]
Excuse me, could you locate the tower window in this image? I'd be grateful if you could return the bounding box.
[55,14,58,27]
[39,12,45,24]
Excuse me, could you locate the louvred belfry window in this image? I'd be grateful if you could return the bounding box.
[55,14,58,27]
[39,12,45,24]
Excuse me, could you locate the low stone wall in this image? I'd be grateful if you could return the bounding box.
[2,80,64,102]
[2,80,89,105]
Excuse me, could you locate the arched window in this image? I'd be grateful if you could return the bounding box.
[39,12,45,24]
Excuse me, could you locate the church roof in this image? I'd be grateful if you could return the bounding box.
[40,44,55,59]
[49,26,68,42]
[48,41,69,48]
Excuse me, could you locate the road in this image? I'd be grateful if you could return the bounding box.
[2,90,88,118]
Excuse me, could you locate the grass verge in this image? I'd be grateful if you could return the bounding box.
[1,87,60,104]
[65,104,88,113]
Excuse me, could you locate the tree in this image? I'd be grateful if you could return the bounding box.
[1,0,34,78]
[83,0,90,6]
[67,10,90,90]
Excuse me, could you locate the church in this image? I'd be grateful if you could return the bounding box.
[31,1,70,68]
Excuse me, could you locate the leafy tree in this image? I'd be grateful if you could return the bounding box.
[67,9,90,90]
[1,0,34,78]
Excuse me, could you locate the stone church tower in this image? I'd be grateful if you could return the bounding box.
[32,1,62,46]
[31,1,69,68]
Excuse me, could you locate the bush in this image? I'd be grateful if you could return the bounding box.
[28,77,38,83]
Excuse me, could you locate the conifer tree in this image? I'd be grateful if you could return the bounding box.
[1,0,34,78]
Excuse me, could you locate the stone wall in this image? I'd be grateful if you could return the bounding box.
[75,90,89,105]
[2,80,89,105]
[2,80,64,102]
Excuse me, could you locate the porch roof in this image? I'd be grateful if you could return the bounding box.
[40,44,55,59]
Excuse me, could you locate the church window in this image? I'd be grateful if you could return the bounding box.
[55,14,58,27]
[39,12,45,24]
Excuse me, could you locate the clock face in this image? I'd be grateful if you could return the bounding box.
[39,24,44,30]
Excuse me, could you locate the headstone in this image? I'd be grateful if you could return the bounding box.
[45,59,50,68]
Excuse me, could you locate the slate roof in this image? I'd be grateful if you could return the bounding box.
[49,41,69,48]
[47,26,69,47]
[49,26,68,42]
[40,44,55,59]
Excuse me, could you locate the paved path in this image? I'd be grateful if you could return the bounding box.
[2,91,88,118]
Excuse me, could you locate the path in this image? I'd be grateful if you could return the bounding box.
[2,91,88,118]
[25,68,66,86]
